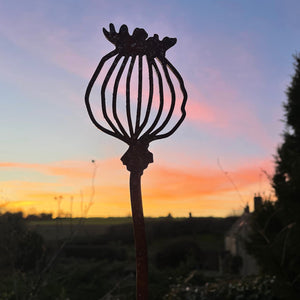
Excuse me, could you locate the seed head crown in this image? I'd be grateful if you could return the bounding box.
[103,23,177,58]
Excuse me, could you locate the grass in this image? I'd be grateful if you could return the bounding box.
[1,215,240,299]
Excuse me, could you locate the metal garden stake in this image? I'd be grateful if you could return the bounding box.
[85,24,187,299]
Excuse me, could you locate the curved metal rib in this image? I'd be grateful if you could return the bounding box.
[134,55,143,137]
[136,56,154,139]
[149,57,176,139]
[150,57,187,141]
[85,50,126,140]
[126,56,136,139]
[141,59,164,138]
[112,56,130,139]
[101,54,130,144]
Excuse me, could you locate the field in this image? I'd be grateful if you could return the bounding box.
[1,214,240,299]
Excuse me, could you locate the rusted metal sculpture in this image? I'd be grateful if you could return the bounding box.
[85,23,187,299]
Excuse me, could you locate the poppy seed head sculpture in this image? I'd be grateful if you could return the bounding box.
[85,24,187,299]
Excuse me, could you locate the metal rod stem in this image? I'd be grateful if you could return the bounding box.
[129,171,148,300]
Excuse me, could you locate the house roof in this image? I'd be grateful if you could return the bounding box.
[225,211,252,237]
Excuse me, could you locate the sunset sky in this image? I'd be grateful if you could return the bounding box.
[1,0,300,218]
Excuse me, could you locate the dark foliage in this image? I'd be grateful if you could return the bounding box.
[165,275,278,300]
[0,212,45,272]
[146,217,238,242]
[222,252,243,274]
[0,215,238,299]
[247,54,300,299]
[155,239,203,268]
[64,244,128,261]
[26,213,52,221]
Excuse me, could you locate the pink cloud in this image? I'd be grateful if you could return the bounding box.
[186,97,216,124]
[0,9,97,80]
[0,156,274,217]
[183,79,276,152]
[0,9,278,154]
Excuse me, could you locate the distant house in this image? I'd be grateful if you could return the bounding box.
[224,195,262,276]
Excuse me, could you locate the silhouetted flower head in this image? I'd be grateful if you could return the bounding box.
[85,23,187,148]
[103,23,177,58]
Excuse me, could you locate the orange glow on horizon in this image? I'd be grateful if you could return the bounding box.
[0,158,273,218]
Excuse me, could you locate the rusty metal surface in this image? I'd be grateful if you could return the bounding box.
[85,23,187,149]
[85,23,187,300]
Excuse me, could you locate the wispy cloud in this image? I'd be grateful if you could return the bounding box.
[144,158,272,199]
[0,3,276,153]
[184,78,276,153]
[0,5,97,80]
[0,157,273,217]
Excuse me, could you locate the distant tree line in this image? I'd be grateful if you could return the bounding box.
[0,211,52,221]
[26,212,53,221]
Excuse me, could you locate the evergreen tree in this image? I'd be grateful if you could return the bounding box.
[273,54,300,222]
[247,55,300,299]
